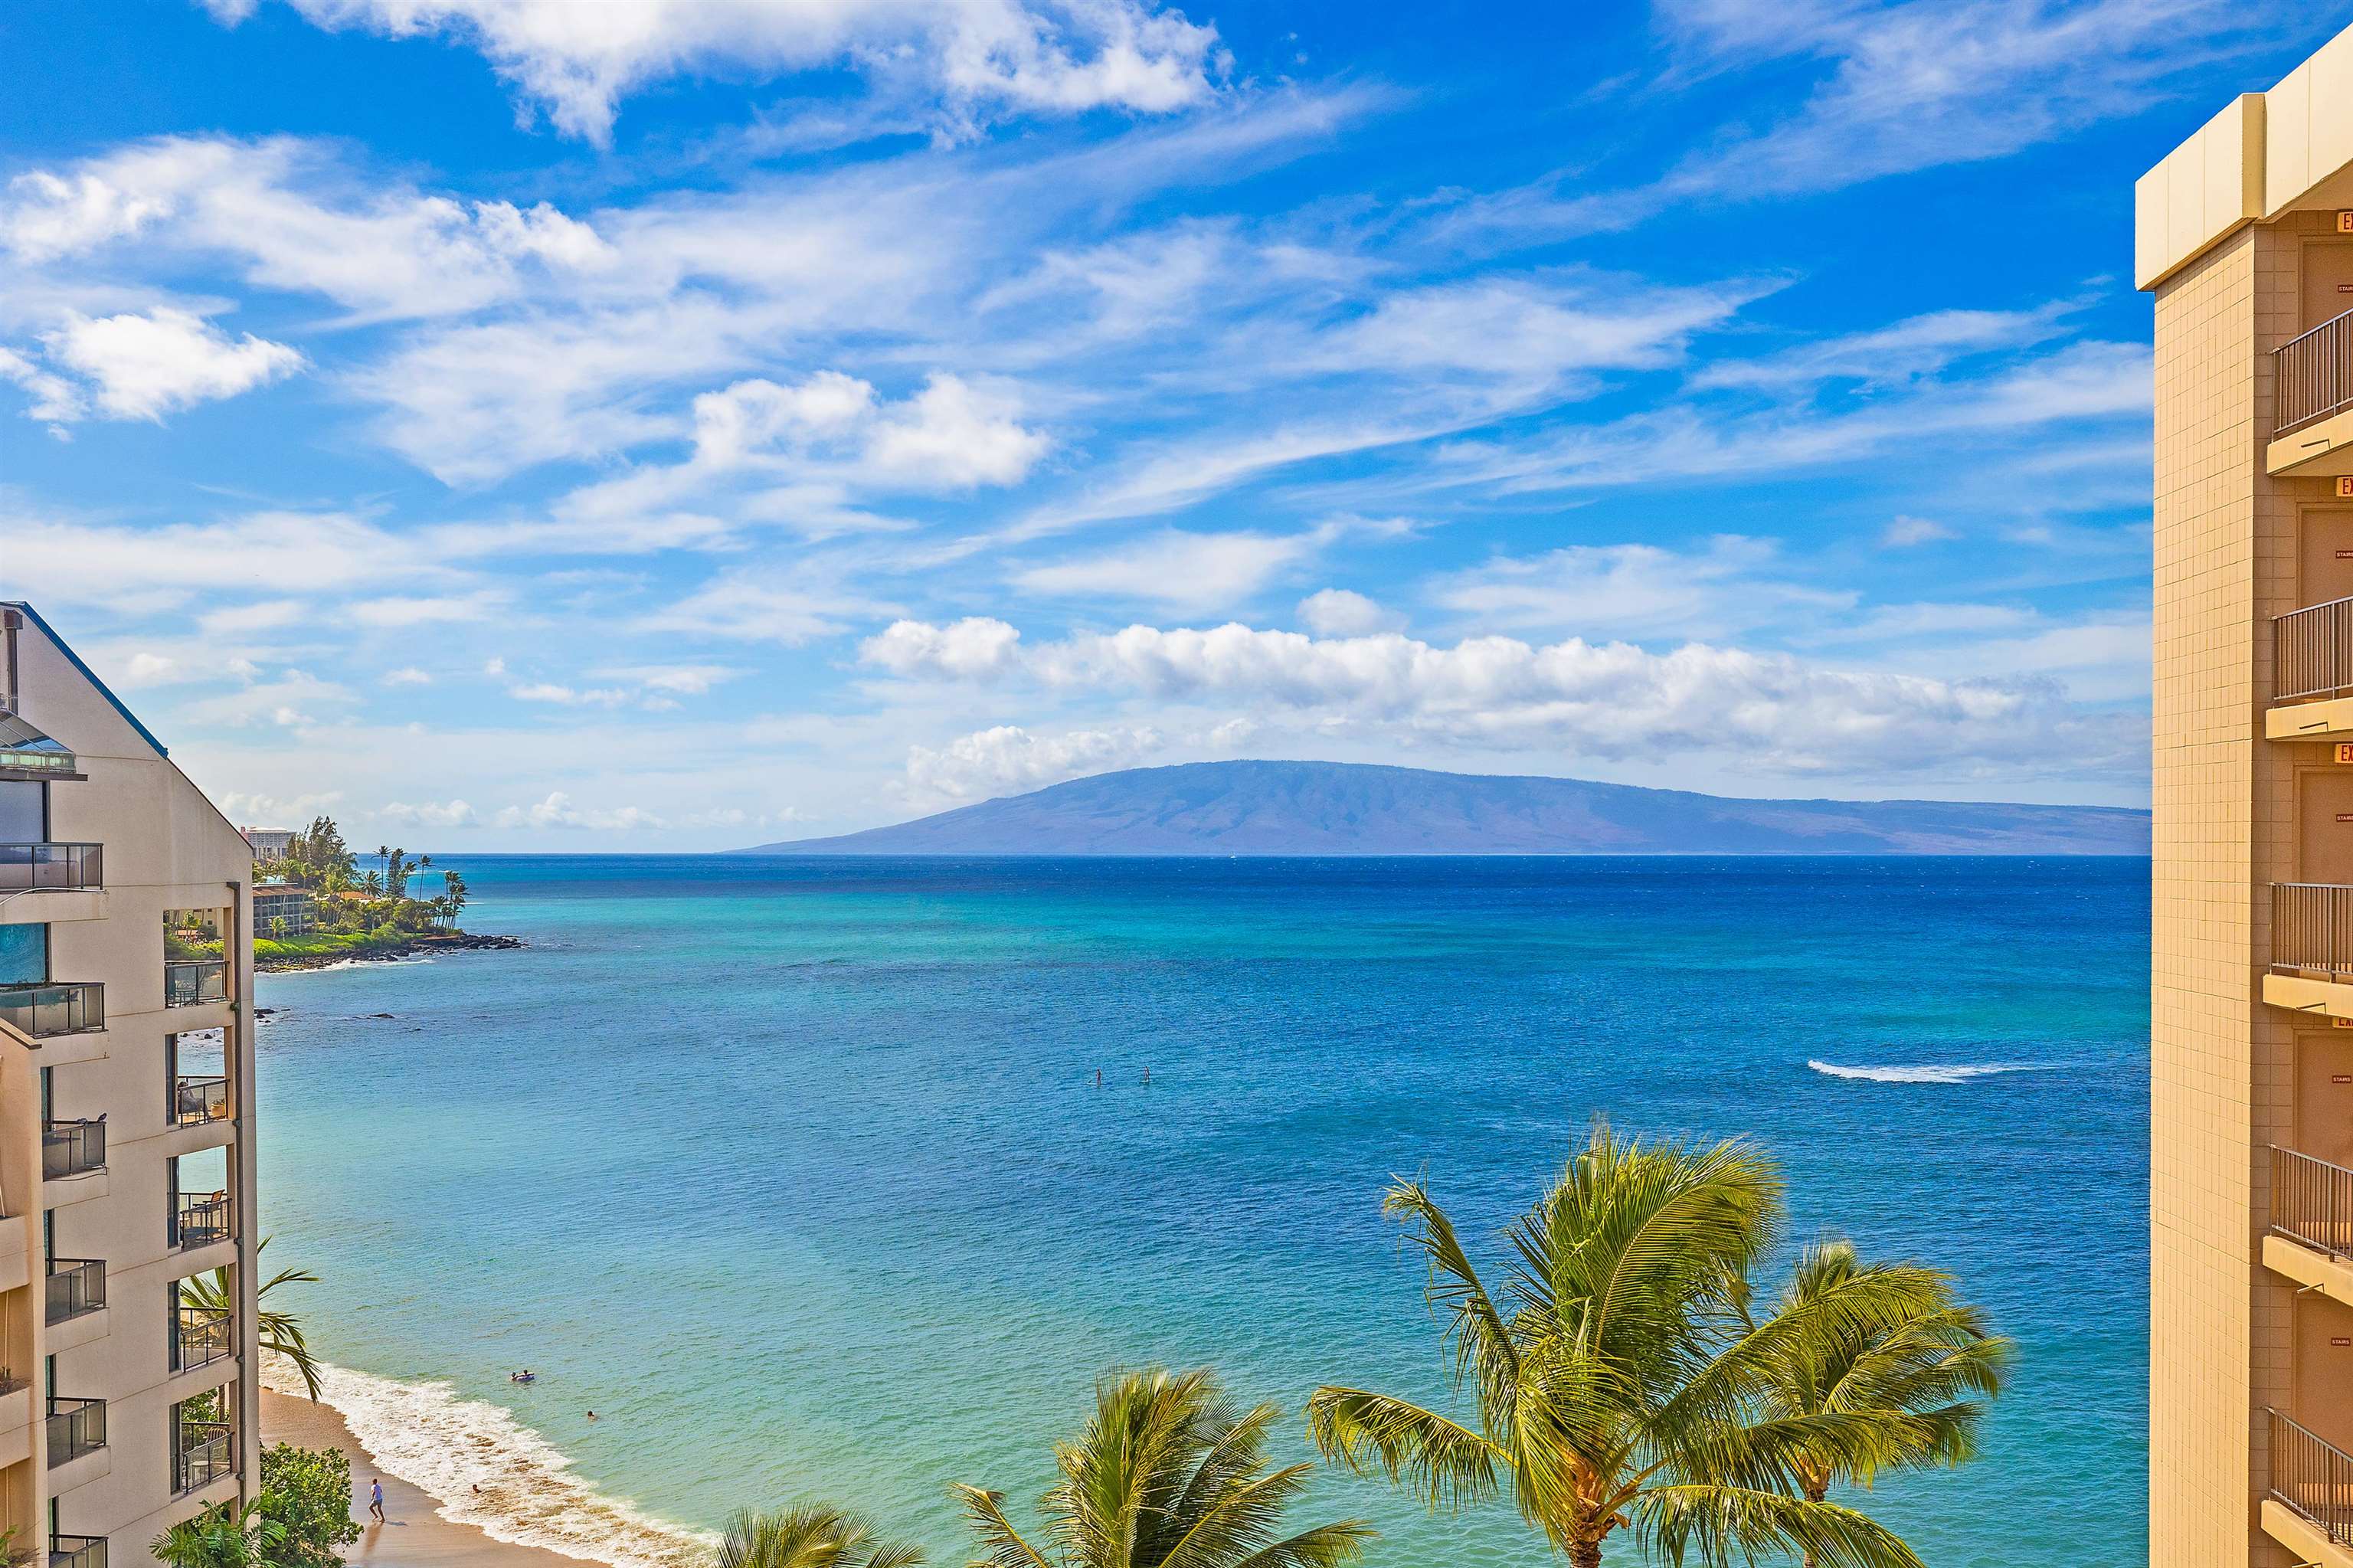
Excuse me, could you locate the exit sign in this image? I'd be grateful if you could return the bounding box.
[2342,211,2353,233]
[2335,743,2353,763]
[2340,476,2353,499]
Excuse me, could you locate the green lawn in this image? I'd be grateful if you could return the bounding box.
[254,930,415,964]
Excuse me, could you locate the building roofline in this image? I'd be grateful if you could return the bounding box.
[2,601,172,758]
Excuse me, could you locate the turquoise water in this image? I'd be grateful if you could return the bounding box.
[255,856,2148,1567]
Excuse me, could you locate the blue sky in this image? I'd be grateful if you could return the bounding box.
[0,1,2335,848]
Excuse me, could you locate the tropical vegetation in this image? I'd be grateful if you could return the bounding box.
[185,1236,326,1400]
[718,1506,927,1568]
[956,1366,1373,1568]
[250,814,473,965]
[1304,1123,2006,1568]
[151,1499,293,1568]
[257,1445,365,1568]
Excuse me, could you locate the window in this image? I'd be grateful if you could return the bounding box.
[0,779,42,841]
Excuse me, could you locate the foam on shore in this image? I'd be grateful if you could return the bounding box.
[262,1358,715,1568]
[1805,1059,2043,1084]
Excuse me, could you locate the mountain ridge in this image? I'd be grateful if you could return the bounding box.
[733,760,2149,856]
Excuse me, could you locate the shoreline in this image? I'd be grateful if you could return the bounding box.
[256,931,525,974]
[262,1389,597,1568]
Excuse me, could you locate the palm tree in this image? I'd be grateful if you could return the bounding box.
[1752,1239,2008,1559]
[1307,1124,1942,1568]
[718,1505,924,1568]
[183,1237,326,1401]
[958,1366,1371,1568]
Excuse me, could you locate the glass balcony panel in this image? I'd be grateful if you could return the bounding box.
[44,1258,104,1325]
[0,843,101,892]
[174,1190,231,1251]
[172,1076,231,1127]
[41,1118,103,1180]
[162,960,227,1009]
[45,1396,104,1466]
[0,982,103,1039]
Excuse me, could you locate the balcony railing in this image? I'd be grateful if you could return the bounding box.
[45,1257,104,1325]
[46,1396,104,1467]
[2275,597,2353,706]
[175,1307,233,1373]
[2274,1145,2353,1261]
[174,1190,231,1251]
[175,1422,233,1494]
[41,1118,103,1180]
[173,1075,231,1128]
[0,842,101,892]
[2270,882,2353,983]
[163,960,227,1009]
[2270,1408,2353,1550]
[0,982,103,1039]
[2278,308,2353,439]
[49,1537,105,1568]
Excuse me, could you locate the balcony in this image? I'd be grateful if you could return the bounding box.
[0,982,103,1040]
[175,1421,232,1494]
[163,960,227,1010]
[2268,1147,2353,1306]
[174,1307,232,1374]
[0,842,100,892]
[49,1537,105,1568]
[2270,309,2353,477]
[46,1396,103,1467]
[172,1075,231,1128]
[2269,598,2353,740]
[45,1258,104,1326]
[2263,883,2353,1016]
[173,1190,231,1252]
[2266,1409,2353,1566]
[41,1119,103,1181]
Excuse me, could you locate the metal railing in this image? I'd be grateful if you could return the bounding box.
[2269,1407,2353,1549]
[174,1190,231,1250]
[0,982,103,1039]
[0,842,101,892]
[173,1075,231,1127]
[49,1537,105,1568]
[2274,1145,2353,1260]
[163,959,227,1009]
[174,1307,233,1373]
[45,1257,104,1325]
[46,1396,104,1466]
[2278,308,2353,438]
[2275,597,2353,706]
[41,1118,103,1180]
[176,1422,233,1494]
[2270,882,2353,982]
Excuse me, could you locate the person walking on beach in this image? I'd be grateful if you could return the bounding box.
[368,1479,385,1522]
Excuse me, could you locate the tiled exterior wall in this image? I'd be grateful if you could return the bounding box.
[2152,210,2346,1568]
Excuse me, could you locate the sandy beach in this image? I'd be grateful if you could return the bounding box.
[261,1390,596,1568]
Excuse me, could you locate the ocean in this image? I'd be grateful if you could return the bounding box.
[254,855,2150,1567]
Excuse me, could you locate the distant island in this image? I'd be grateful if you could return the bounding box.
[735,761,2151,857]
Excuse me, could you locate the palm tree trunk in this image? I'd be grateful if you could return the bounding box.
[1569,1540,1602,1568]
[1800,1478,1828,1567]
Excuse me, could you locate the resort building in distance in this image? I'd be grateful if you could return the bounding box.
[2142,19,2353,1568]
[0,604,260,1568]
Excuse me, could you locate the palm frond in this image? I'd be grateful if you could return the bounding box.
[949,1488,1055,1568]
[1635,1483,1926,1568]
[1303,1388,1502,1511]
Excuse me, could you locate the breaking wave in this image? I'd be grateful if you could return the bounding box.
[263,1357,715,1568]
[1805,1059,2044,1085]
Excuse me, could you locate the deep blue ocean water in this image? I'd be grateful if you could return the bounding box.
[254,855,2148,1567]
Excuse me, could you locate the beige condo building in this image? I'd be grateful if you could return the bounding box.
[2142,18,2353,1568]
[0,604,260,1568]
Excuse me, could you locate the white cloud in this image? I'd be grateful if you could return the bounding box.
[1,503,443,608]
[25,307,301,422]
[1882,516,1955,548]
[381,666,435,686]
[1432,535,1851,639]
[378,797,479,828]
[491,791,668,830]
[861,617,1025,680]
[862,616,2140,779]
[1013,528,1324,614]
[639,572,888,647]
[218,788,345,823]
[509,681,630,707]
[1298,588,1402,637]
[348,594,501,627]
[203,0,1225,146]
[592,663,741,695]
[687,372,1049,492]
[906,722,1163,800]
